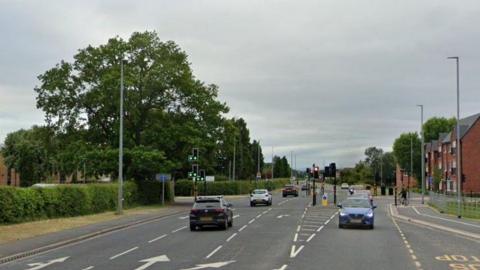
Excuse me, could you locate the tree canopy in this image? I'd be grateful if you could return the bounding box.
[423,117,456,142]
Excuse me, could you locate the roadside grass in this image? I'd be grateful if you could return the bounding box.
[428,202,480,220]
[0,204,166,245]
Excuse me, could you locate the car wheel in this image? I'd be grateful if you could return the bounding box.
[190,224,196,231]
[338,224,343,229]
[369,224,374,230]
[221,219,228,230]
[228,218,233,227]
[250,202,255,207]
[282,195,286,198]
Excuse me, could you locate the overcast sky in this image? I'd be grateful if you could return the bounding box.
[1,0,479,168]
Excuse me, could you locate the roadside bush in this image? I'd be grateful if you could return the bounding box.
[0,180,167,224]
[175,179,290,196]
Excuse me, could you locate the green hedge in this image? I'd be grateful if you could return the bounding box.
[174,179,290,196]
[0,181,170,224]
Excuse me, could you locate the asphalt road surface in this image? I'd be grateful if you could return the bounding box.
[1,190,478,270]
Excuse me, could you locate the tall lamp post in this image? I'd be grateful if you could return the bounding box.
[417,104,425,204]
[448,56,462,219]
[117,57,125,215]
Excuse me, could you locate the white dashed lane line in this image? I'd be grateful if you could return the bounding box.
[172,226,187,233]
[206,245,223,259]
[239,225,247,232]
[148,234,167,243]
[109,246,138,260]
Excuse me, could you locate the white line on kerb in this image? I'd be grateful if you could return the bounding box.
[110,246,138,260]
[306,233,316,242]
[239,225,247,232]
[148,234,167,243]
[226,233,237,242]
[206,245,223,259]
[248,219,255,224]
[172,226,187,233]
[316,225,324,232]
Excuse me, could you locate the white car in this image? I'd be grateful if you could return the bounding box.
[250,189,272,206]
[341,183,349,189]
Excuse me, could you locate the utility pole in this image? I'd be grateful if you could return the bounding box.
[409,136,413,202]
[232,137,236,181]
[117,58,125,215]
[418,104,425,204]
[290,151,293,180]
[448,56,462,218]
[271,146,274,180]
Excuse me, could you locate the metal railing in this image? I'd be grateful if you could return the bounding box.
[429,191,480,219]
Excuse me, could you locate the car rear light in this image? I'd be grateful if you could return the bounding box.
[190,209,200,215]
[215,208,225,213]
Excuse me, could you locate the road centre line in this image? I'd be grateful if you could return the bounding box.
[262,210,268,214]
[248,219,255,224]
[296,226,301,232]
[316,225,324,232]
[109,246,138,260]
[239,225,247,232]
[148,234,167,243]
[256,214,262,218]
[226,233,237,242]
[306,233,316,242]
[206,245,223,259]
[172,226,187,233]
[293,233,298,242]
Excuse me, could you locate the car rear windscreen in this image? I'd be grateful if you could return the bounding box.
[193,201,221,209]
[254,190,267,194]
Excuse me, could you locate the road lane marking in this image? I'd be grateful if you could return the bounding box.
[239,225,247,232]
[412,206,421,215]
[256,214,262,218]
[290,245,304,258]
[306,233,316,242]
[172,226,187,233]
[274,264,288,270]
[293,233,298,242]
[268,208,272,211]
[302,224,318,228]
[296,225,301,232]
[148,234,167,243]
[303,220,324,224]
[206,245,223,259]
[110,247,138,260]
[179,215,189,220]
[233,215,240,219]
[316,225,324,232]
[324,221,329,225]
[262,210,268,215]
[301,214,305,219]
[226,233,237,242]
[301,228,316,232]
[81,267,94,270]
[248,219,255,224]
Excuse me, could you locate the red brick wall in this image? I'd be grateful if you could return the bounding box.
[461,119,480,193]
[395,164,417,188]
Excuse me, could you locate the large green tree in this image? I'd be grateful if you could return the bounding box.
[423,117,456,142]
[393,132,421,181]
[34,31,229,179]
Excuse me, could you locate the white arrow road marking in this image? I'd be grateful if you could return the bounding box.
[290,245,304,258]
[26,257,69,270]
[206,245,223,259]
[179,216,189,220]
[180,260,236,270]
[134,255,170,270]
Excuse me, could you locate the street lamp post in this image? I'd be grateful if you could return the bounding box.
[448,56,462,218]
[417,104,425,204]
[117,58,125,215]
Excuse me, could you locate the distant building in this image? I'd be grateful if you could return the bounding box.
[395,164,417,189]
[0,154,20,186]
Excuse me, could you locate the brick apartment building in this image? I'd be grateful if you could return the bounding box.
[395,164,417,189]
[0,154,20,186]
[425,113,480,194]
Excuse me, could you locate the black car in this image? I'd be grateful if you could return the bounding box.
[189,196,233,231]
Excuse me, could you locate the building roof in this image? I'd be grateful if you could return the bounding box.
[431,140,438,150]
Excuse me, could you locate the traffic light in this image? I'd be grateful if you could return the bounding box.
[190,164,199,180]
[199,169,206,181]
[324,166,330,178]
[329,163,336,178]
[314,166,319,179]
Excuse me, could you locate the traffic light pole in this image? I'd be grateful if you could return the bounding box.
[333,174,337,205]
[312,177,317,206]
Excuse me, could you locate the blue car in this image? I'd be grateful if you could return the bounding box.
[338,198,376,229]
